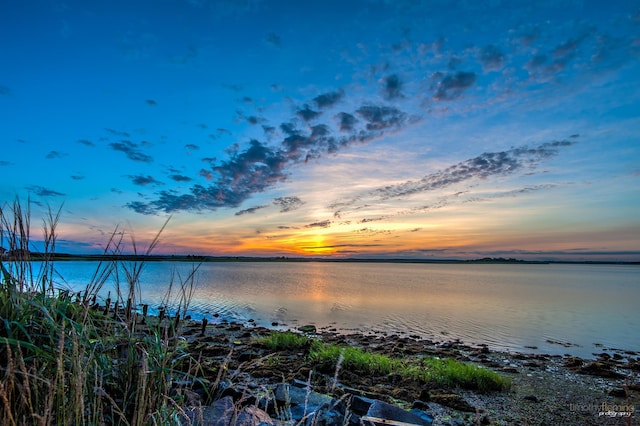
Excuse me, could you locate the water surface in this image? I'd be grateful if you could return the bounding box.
[51,261,639,358]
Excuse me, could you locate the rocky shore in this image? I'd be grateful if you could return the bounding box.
[176,320,639,425]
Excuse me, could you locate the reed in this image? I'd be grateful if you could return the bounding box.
[0,198,201,425]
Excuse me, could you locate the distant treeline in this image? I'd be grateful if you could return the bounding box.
[3,251,637,265]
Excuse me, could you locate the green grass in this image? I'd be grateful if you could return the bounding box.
[258,330,511,392]
[256,331,311,351]
[309,343,396,375]
[413,357,510,392]
[307,342,510,393]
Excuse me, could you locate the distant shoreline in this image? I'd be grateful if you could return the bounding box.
[12,252,640,265]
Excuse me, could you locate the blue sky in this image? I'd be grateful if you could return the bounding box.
[1,0,639,260]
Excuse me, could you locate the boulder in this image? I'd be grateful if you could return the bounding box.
[363,399,433,425]
[183,396,274,426]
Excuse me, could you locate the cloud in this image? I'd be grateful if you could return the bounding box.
[169,174,193,182]
[296,105,321,122]
[0,161,14,166]
[128,175,163,186]
[479,45,505,71]
[381,74,403,99]
[335,112,357,132]
[373,140,575,199]
[70,175,85,180]
[235,204,268,216]
[305,220,331,228]
[433,71,477,100]
[355,105,407,131]
[127,91,413,214]
[105,128,130,137]
[145,99,158,106]
[77,139,95,147]
[273,196,304,212]
[26,185,66,197]
[313,90,344,108]
[199,168,213,180]
[45,150,67,159]
[109,141,153,163]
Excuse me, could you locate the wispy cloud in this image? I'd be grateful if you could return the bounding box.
[235,205,268,216]
[77,139,95,147]
[110,141,153,163]
[45,150,68,159]
[273,196,304,212]
[372,140,575,199]
[26,185,66,197]
[128,175,163,186]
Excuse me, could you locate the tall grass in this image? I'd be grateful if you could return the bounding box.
[0,198,201,425]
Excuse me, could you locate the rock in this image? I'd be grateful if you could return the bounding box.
[580,361,625,378]
[364,399,433,425]
[298,325,317,334]
[523,394,539,402]
[563,356,583,370]
[349,395,376,415]
[608,388,627,397]
[273,383,332,408]
[429,393,475,412]
[183,396,273,426]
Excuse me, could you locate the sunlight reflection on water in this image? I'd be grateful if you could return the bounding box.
[52,261,639,358]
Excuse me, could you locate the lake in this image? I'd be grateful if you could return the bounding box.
[49,260,639,359]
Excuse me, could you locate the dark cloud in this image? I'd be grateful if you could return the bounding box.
[313,90,344,108]
[105,128,130,137]
[77,139,95,147]
[0,161,13,166]
[199,168,213,180]
[170,174,193,182]
[296,105,321,121]
[109,141,153,163]
[335,112,357,132]
[235,205,268,216]
[237,111,264,125]
[551,34,589,60]
[273,196,304,212]
[185,144,199,150]
[479,45,505,71]
[145,99,158,106]
[305,220,331,228]
[70,175,85,180]
[128,94,412,214]
[45,150,67,159]
[355,105,407,131]
[128,175,162,186]
[26,185,66,197]
[433,71,477,100]
[128,140,287,213]
[373,140,575,199]
[382,74,403,99]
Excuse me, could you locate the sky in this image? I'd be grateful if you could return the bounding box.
[1,0,639,261]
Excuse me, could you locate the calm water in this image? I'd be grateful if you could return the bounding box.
[49,261,639,359]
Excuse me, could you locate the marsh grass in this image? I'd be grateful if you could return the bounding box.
[0,198,202,425]
[261,330,510,393]
[256,331,312,351]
